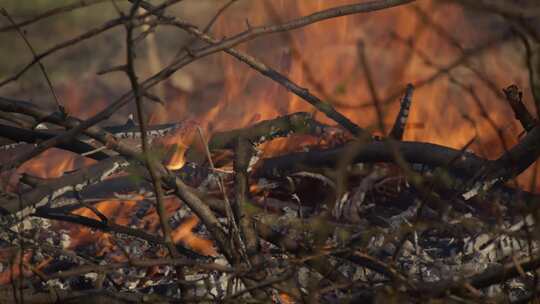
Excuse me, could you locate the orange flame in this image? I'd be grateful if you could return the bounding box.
[166,144,188,170]
[172,216,216,256]
[158,119,199,170]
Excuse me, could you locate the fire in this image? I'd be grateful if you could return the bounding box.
[1,0,539,286]
[172,216,216,256]
[278,292,295,304]
[18,149,79,179]
[177,0,533,187]
[59,81,109,120]
[64,199,141,250]
[63,196,216,256]
[165,144,188,170]
[158,119,199,170]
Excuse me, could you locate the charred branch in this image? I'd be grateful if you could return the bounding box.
[256,140,485,179]
[503,84,537,131]
[415,253,540,299]
[232,138,267,297]
[258,120,540,196]
[0,123,111,160]
[464,124,540,199]
[186,112,339,163]
[0,156,129,219]
[389,84,415,140]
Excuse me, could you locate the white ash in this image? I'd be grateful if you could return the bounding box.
[60,233,72,249]
[170,206,193,227]
[462,178,501,200]
[46,278,68,290]
[387,199,421,230]
[84,272,98,281]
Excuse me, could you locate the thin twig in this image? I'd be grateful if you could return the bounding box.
[0,0,187,88]
[358,41,385,134]
[122,0,177,258]
[196,127,247,263]
[0,0,109,32]
[0,9,62,109]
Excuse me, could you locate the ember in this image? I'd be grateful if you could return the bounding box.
[0,0,540,303]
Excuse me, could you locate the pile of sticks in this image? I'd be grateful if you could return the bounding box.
[1,0,540,303]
